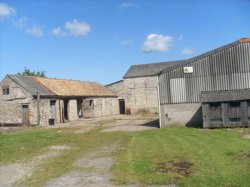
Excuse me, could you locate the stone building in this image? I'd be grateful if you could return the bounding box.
[106,61,186,114]
[0,75,118,126]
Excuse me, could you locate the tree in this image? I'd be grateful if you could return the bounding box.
[17,67,46,77]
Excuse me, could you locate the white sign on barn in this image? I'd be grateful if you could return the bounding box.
[183,66,193,74]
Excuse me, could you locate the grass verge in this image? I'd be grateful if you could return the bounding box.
[111,127,250,187]
[0,126,249,187]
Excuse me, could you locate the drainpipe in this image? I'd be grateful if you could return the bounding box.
[37,91,40,126]
[156,75,162,128]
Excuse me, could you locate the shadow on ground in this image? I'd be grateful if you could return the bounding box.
[140,119,160,128]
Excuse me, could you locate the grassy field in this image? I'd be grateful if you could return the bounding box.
[0,126,249,187]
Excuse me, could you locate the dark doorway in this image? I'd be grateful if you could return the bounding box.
[77,100,83,118]
[119,99,125,114]
[50,100,56,125]
[63,100,69,120]
[22,105,29,124]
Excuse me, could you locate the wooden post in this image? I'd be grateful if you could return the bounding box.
[37,91,40,126]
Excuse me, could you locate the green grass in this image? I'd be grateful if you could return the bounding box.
[112,127,250,187]
[0,126,249,187]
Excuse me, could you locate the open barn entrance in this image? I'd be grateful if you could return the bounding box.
[63,100,69,121]
[77,100,83,118]
[119,99,125,114]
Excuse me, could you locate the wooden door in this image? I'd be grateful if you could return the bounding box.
[50,100,56,119]
[22,105,29,124]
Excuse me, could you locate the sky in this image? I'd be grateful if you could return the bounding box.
[0,0,250,85]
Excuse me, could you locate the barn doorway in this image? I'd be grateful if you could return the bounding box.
[22,104,29,124]
[77,100,83,118]
[119,99,125,114]
[50,100,56,125]
[63,100,69,120]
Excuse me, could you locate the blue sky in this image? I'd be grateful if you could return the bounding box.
[0,0,249,84]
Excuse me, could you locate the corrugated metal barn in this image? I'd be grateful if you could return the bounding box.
[158,38,250,128]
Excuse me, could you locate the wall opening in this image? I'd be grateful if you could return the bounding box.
[83,99,93,118]
[49,100,56,125]
[119,99,125,114]
[2,86,9,95]
[77,100,83,118]
[63,100,69,120]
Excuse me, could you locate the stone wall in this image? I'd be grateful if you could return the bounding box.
[106,81,125,99]
[0,76,51,125]
[123,76,158,114]
[0,76,119,126]
[92,97,119,117]
[68,100,78,121]
[160,103,203,127]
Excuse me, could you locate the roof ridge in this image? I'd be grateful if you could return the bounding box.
[14,74,98,84]
[130,59,187,67]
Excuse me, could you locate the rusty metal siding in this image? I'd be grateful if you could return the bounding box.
[159,42,250,104]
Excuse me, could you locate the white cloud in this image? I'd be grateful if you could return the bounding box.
[0,3,16,19]
[121,39,133,45]
[142,34,173,53]
[120,2,138,8]
[64,19,90,37]
[13,17,28,29]
[182,47,194,55]
[26,25,44,37]
[51,27,66,36]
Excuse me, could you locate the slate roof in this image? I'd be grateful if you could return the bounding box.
[8,75,116,97]
[123,60,187,78]
[9,75,53,96]
[124,38,250,78]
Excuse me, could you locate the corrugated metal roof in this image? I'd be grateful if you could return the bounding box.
[8,75,54,96]
[33,77,117,97]
[124,38,249,78]
[123,60,187,78]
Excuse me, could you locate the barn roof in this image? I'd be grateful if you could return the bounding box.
[8,75,116,97]
[8,75,53,96]
[124,38,250,78]
[123,60,187,78]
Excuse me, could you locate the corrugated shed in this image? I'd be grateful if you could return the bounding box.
[123,60,187,78]
[33,77,117,97]
[158,38,250,104]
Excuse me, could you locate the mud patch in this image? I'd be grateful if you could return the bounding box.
[155,160,193,177]
[237,151,250,160]
[49,145,71,150]
[243,135,250,139]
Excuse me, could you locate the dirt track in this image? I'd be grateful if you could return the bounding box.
[0,115,178,187]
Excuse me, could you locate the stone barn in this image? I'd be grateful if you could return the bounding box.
[106,61,185,114]
[158,38,250,128]
[0,75,118,126]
